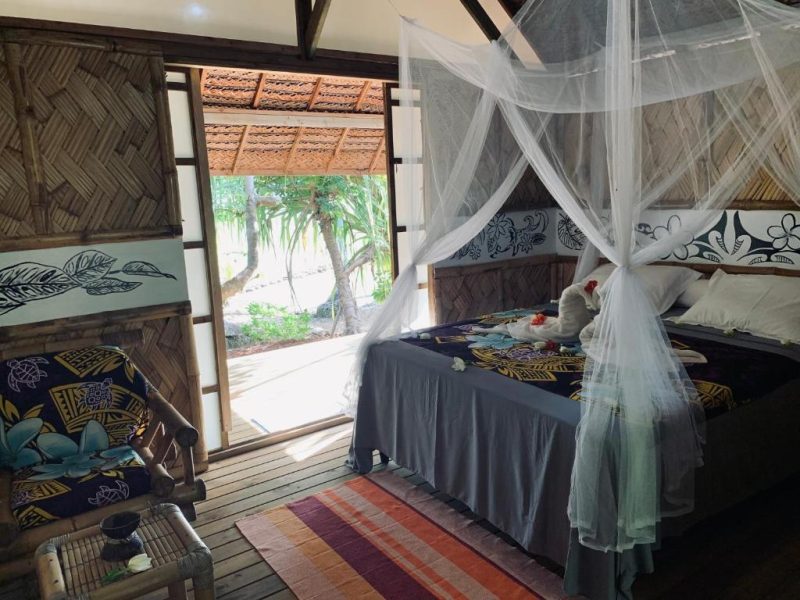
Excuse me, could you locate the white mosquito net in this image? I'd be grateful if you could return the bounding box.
[347,0,800,553]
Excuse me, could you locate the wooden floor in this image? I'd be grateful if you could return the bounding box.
[228,409,268,446]
[4,422,800,599]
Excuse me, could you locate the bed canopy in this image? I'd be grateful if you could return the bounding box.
[348,0,800,554]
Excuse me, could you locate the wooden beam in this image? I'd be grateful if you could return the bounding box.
[307,77,323,110]
[305,0,333,59]
[459,0,502,41]
[354,80,371,111]
[294,0,312,59]
[0,17,399,80]
[285,126,305,170]
[497,0,522,19]
[3,42,48,234]
[232,125,251,173]
[210,167,380,176]
[204,107,384,129]
[327,128,349,172]
[369,136,385,173]
[252,73,267,108]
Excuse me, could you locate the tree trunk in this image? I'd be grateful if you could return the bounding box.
[221,176,260,302]
[313,192,360,335]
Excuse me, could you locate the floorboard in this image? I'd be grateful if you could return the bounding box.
[5,421,799,600]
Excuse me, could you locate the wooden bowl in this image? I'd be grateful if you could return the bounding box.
[100,511,141,541]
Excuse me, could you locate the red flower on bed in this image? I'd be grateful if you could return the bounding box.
[584,279,598,295]
[530,313,547,326]
[544,340,558,351]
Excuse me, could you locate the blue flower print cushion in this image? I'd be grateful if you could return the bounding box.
[0,346,149,469]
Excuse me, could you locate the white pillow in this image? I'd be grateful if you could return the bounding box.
[675,278,710,308]
[675,269,800,343]
[582,263,702,314]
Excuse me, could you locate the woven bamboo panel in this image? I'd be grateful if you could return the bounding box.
[434,270,502,323]
[0,37,178,243]
[433,257,553,323]
[501,263,552,307]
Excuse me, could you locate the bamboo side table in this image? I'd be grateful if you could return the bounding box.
[34,503,214,600]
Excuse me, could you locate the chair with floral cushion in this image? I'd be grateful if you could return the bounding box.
[0,345,205,568]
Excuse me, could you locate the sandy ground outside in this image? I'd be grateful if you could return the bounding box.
[226,332,363,437]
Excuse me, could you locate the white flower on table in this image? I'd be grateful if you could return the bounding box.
[127,554,152,573]
[451,357,466,372]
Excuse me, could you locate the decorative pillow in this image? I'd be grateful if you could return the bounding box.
[675,278,710,308]
[11,445,151,530]
[0,346,149,470]
[675,269,800,343]
[582,263,702,314]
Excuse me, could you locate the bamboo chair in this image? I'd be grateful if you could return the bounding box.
[0,386,206,579]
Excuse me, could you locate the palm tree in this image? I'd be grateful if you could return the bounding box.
[211,175,390,336]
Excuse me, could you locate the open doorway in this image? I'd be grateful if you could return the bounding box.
[202,69,392,446]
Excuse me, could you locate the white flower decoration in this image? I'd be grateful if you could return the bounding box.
[420,332,431,340]
[127,554,152,573]
[767,214,800,251]
[533,341,548,350]
[451,357,466,372]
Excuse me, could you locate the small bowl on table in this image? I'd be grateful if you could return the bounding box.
[100,511,144,561]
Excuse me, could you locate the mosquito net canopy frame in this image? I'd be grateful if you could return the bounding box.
[347,0,800,553]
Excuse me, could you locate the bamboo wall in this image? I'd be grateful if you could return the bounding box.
[0,30,206,465]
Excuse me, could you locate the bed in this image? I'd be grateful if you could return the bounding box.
[349,301,800,599]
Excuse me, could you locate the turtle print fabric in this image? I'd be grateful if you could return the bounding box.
[0,346,152,529]
[0,345,149,465]
[402,310,799,420]
[11,445,151,530]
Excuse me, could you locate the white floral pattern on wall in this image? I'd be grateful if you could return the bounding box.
[439,209,800,269]
[636,211,800,266]
[443,211,552,266]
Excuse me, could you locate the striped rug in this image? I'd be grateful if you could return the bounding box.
[235,470,567,599]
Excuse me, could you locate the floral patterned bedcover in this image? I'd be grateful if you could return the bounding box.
[400,309,798,420]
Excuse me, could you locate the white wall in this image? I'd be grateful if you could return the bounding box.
[0,0,511,56]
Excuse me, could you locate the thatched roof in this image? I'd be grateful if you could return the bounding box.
[202,68,386,176]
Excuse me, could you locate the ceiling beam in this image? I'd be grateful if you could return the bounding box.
[497,0,522,19]
[369,137,385,173]
[0,17,398,81]
[285,126,305,169]
[459,0,502,41]
[307,77,323,110]
[354,80,372,111]
[305,0,334,59]
[327,128,349,172]
[232,125,251,174]
[252,73,267,108]
[204,107,384,129]
[294,0,312,59]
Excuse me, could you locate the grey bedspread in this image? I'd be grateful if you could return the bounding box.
[349,323,800,599]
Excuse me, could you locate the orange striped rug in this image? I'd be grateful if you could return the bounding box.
[235,471,567,599]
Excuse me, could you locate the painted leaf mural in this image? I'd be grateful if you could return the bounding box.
[84,278,142,296]
[0,263,78,303]
[121,261,177,280]
[0,249,177,317]
[64,250,116,284]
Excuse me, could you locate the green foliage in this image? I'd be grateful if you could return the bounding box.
[241,302,312,343]
[371,270,393,303]
[211,175,392,305]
